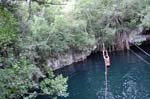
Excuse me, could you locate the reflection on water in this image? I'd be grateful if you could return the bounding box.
[122,68,138,99]
[54,47,150,99]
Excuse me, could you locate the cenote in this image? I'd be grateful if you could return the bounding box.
[41,46,150,99]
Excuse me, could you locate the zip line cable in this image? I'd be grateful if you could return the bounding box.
[129,49,150,65]
[102,43,108,99]
[104,65,108,99]
[133,44,150,57]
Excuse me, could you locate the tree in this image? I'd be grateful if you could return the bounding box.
[0,55,68,99]
[0,7,17,49]
[0,3,68,99]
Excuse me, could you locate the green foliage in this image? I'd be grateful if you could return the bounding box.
[74,0,150,46]
[18,2,95,53]
[0,7,18,47]
[0,56,38,99]
[40,69,68,98]
[140,6,150,28]
[0,55,68,99]
[0,4,69,98]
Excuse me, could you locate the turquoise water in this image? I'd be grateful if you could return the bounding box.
[57,47,150,99]
[39,46,150,99]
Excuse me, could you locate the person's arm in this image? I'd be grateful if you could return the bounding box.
[102,43,106,59]
[105,50,108,56]
[102,49,105,59]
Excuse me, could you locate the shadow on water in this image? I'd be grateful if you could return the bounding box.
[41,46,150,99]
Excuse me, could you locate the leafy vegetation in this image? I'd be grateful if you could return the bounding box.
[0,3,68,99]
[0,54,68,99]
[0,7,17,49]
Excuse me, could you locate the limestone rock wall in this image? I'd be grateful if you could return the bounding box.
[47,46,97,70]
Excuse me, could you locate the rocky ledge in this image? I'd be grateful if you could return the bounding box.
[47,45,97,70]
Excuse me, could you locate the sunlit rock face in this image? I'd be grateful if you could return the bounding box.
[47,46,96,70]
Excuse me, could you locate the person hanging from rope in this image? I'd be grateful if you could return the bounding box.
[102,43,110,68]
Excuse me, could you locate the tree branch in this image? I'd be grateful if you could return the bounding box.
[32,0,66,5]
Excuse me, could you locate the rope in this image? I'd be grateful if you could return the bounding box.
[129,49,150,65]
[133,44,150,57]
[102,43,108,99]
[105,65,108,99]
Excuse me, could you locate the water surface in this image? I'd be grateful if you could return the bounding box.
[42,47,150,99]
